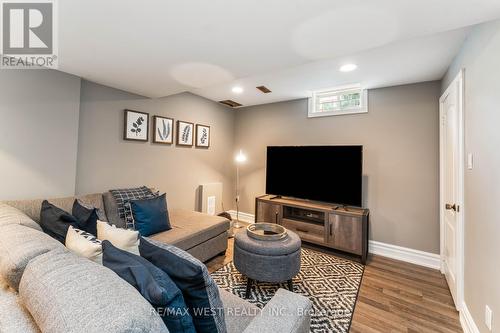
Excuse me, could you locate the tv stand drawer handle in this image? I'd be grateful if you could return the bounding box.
[295,228,309,233]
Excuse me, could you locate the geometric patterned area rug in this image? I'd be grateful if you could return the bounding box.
[210,248,364,333]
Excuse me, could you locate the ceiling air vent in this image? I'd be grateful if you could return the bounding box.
[219,100,242,108]
[256,85,272,93]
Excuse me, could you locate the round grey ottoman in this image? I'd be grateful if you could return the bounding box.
[233,229,301,297]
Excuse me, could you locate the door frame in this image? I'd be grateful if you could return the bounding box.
[439,69,465,311]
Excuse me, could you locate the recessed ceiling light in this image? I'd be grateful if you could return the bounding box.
[339,64,357,72]
[232,86,243,94]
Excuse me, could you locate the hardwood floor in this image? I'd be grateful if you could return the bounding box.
[207,229,462,333]
[350,255,462,333]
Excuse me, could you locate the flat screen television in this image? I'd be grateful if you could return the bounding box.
[266,145,363,207]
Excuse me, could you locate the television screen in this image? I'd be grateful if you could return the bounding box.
[265,146,363,206]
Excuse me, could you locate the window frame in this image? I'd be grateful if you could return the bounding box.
[308,84,368,118]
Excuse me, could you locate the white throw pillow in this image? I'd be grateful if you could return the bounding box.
[65,226,103,263]
[96,220,139,253]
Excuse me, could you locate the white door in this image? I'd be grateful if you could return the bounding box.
[440,71,464,309]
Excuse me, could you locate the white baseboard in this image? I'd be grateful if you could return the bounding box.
[225,211,441,270]
[227,210,255,224]
[460,302,480,333]
[369,240,441,270]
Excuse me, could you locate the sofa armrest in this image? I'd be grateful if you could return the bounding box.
[243,288,312,333]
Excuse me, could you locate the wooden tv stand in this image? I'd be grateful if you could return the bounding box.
[255,195,369,264]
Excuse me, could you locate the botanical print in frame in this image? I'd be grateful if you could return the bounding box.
[153,116,174,144]
[124,110,149,141]
[176,120,194,146]
[195,124,210,148]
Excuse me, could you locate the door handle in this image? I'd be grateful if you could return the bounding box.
[275,212,279,224]
[445,203,459,212]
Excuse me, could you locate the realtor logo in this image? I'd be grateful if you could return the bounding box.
[1,0,58,68]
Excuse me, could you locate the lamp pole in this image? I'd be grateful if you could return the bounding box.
[234,163,241,228]
[234,150,246,229]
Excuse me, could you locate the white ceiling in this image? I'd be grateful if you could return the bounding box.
[193,28,469,105]
[58,0,500,106]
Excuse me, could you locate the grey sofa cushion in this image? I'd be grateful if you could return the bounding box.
[103,191,125,228]
[0,224,64,290]
[19,249,169,333]
[186,232,228,263]
[150,209,230,250]
[0,203,42,231]
[219,288,312,333]
[0,276,40,333]
[242,289,312,333]
[219,289,259,333]
[3,193,107,224]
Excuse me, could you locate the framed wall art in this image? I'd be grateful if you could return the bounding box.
[195,124,210,148]
[124,110,149,141]
[153,116,174,144]
[176,120,194,146]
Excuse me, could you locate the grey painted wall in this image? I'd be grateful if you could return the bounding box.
[0,70,81,200]
[0,67,445,259]
[0,71,442,256]
[234,81,441,253]
[76,80,236,211]
[442,20,500,333]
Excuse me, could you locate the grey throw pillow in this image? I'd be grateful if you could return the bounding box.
[109,186,157,229]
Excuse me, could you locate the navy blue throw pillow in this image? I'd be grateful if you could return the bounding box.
[129,193,171,236]
[139,237,226,333]
[102,240,196,333]
[71,199,100,236]
[40,200,79,243]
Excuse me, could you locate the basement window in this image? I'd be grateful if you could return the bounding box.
[308,84,367,118]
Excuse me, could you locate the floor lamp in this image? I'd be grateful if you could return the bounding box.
[234,150,247,229]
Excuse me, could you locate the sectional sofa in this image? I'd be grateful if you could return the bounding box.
[0,193,312,333]
[6,192,229,263]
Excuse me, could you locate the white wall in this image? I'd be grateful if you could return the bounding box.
[442,19,500,333]
[0,70,81,200]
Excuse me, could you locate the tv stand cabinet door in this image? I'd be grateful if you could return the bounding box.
[327,213,362,255]
[256,201,281,224]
